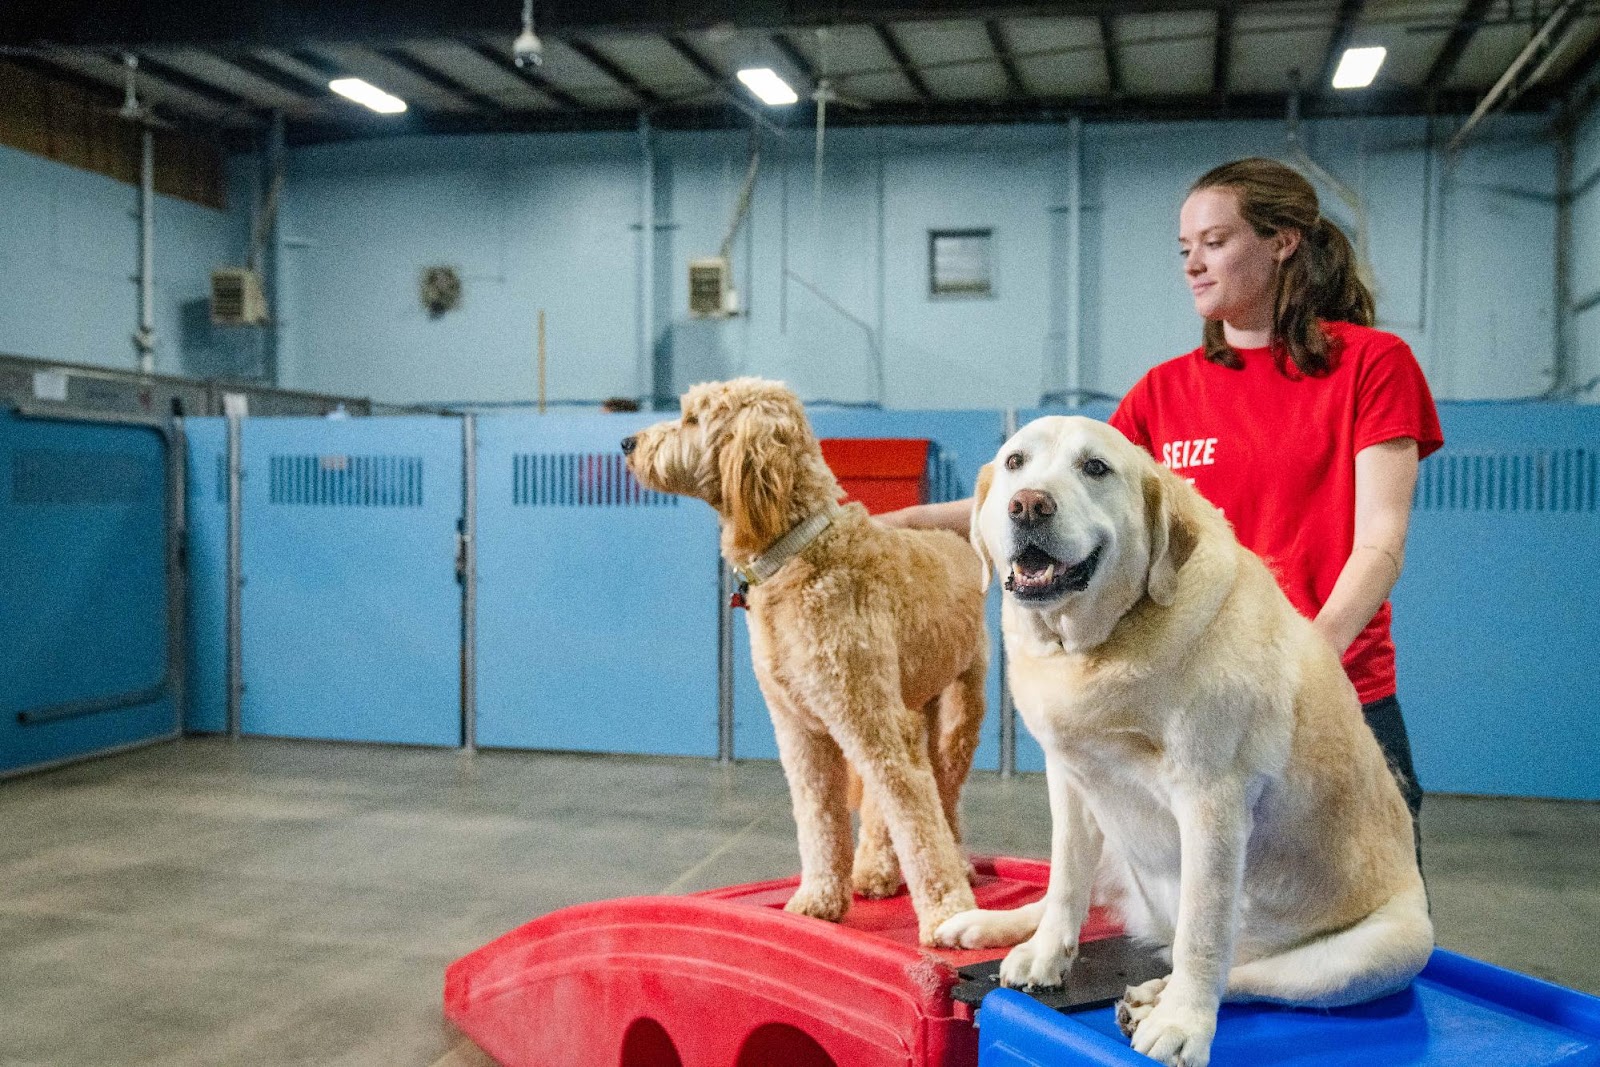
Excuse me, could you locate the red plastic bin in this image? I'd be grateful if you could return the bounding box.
[444,856,1121,1067]
[819,438,932,515]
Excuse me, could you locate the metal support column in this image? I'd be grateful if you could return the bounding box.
[460,415,478,751]
[717,561,736,764]
[135,126,156,375]
[225,411,243,740]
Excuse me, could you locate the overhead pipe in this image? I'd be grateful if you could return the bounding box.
[1449,0,1584,154]
[135,126,155,374]
[637,113,656,407]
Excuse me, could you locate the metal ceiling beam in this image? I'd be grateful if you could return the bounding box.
[1317,0,1366,90]
[4,2,1235,51]
[464,41,582,109]
[1099,13,1122,96]
[1450,0,1585,152]
[124,51,262,115]
[1213,2,1233,97]
[770,33,817,88]
[374,47,504,111]
[219,52,326,99]
[1552,26,1600,101]
[985,20,1031,99]
[1424,0,1494,88]
[665,35,732,92]
[565,39,660,105]
[874,23,933,102]
[274,84,1529,146]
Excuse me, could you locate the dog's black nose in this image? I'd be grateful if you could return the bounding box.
[1009,489,1056,526]
[620,436,637,455]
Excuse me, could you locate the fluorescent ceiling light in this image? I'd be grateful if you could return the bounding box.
[1331,47,1386,89]
[736,68,799,106]
[329,78,407,114]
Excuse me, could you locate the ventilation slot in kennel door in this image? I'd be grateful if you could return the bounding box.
[511,452,677,508]
[1414,448,1597,513]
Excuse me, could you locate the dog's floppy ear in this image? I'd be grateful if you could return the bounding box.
[970,462,996,593]
[1142,469,1195,607]
[718,406,795,549]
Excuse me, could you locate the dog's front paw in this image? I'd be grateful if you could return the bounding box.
[916,884,979,946]
[1129,995,1216,1067]
[1116,975,1168,1036]
[784,882,850,924]
[997,932,1075,989]
[933,907,1038,949]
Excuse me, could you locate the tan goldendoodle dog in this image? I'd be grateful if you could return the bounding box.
[623,378,988,944]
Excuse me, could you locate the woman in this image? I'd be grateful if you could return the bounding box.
[887,157,1441,831]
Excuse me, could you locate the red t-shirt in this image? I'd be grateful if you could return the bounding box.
[1109,320,1443,703]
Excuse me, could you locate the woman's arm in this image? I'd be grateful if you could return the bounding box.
[1313,438,1420,655]
[875,498,973,535]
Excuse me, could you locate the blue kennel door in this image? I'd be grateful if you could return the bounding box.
[183,417,228,734]
[2,410,177,775]
[474,414,720,756]
[732,409,1010,768]
[238,416,463,745]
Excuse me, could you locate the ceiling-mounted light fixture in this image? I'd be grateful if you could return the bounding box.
[1331,46,1386,89]
[513,0,544,68]
[329,78,407,114]
[737,68,798,106]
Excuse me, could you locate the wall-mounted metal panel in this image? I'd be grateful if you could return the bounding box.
[731,409,1011,768]
[1,409,175,775]
[237,417,462,745]
[474,414,720,757]
[183,417,229,733]
[1394,403,1600,800]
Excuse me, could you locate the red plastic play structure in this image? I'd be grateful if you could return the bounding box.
[445,856,1119,1067]
[819,438,932,515]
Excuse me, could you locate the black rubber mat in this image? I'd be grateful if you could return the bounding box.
[950,936,1170,1013]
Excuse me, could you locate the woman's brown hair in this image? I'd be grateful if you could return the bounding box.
[1190,158,1374,377]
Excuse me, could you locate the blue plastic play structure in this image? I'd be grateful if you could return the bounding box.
[976,948,1600,1067]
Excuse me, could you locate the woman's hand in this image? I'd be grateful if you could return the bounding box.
[876,499,974,535]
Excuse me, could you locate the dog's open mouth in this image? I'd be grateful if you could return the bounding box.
[1005,544,1102,600]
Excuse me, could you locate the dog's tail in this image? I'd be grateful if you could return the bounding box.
[1223,882,1434,1008]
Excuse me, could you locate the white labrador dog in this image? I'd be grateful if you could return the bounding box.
[934,416,1432,1067]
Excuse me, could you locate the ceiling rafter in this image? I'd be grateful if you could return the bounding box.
[665,35,733,92]
[873,23,933,102]
[123,51,261,115]
[218,51,326,99]
[1318,0,1366,90]
[1099,13,1122,96]
[277,85,1526,146]
[1424,0,1495,89]
[770,32,817,88]
[984,20,1030,99]
[1553,26,1600,103]
[464,41,582,109]
[1213,2,1233,97]
[565,39,660,105]
[373,47,505,111]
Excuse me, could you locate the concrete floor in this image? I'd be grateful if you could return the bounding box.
[2,737,1597,1066]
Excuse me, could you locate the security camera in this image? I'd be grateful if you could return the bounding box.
[513,27,544,68]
